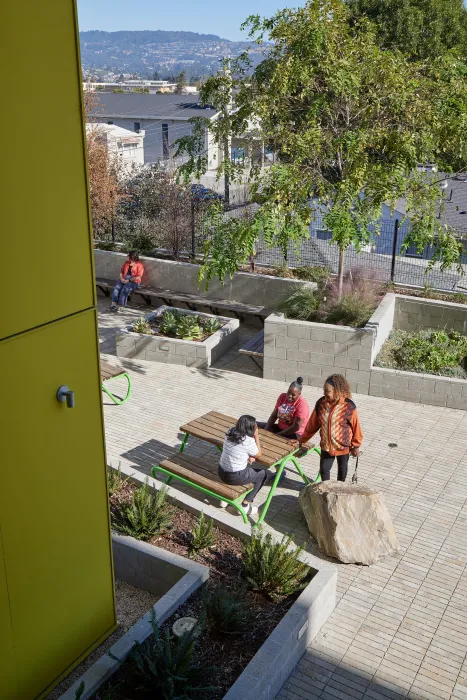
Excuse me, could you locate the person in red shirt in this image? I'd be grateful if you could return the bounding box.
[259,377,310,440]
[299,374,363,482]
[110,251,145,312]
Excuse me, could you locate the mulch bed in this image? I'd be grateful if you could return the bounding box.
[101,484,312,699]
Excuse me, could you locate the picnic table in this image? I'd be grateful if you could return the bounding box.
[100,360,132,405]
[154,410,320,525]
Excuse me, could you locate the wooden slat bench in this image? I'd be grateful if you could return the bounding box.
[100,360,132,405]
[96,277,269,322]
[239,330,264,370]
[152,453,254,523]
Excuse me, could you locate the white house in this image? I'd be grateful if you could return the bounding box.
[85,123,145,171]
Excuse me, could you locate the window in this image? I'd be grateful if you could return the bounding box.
[162,123,169,159]
[134,121,141,132]
[107,120,113,125]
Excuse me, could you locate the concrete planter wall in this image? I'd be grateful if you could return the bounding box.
[60,536,209,699]
[94,462,337,700]
[116,306,239,368]
[94,249,316,307]
[265,293,467,409]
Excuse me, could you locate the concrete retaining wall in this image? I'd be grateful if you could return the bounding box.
[116,306,239,368]
[369,366,467,409]
[395,295,467,334]
[94,249,316,307]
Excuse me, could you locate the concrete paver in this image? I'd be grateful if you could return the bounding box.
[98,299,467,700]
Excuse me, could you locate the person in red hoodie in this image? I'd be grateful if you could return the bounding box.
[110,251,145,312]
[299,374,363,482]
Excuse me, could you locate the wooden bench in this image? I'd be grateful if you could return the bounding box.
[96,277,269,322]
[239,330,264,370]
[101,360,132,405]
[151,452,254,523]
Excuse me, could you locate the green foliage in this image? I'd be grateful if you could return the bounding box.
[96,241,117,251]
[293,266,331,289]
[242,529,310,601]
[278,286,321,321]
[189,512,215,555]
[175,315,203,341]
[112,480,173,541]
[323,292,376,327]
[394,329,467,375]
[346,0,467,60]
[127,612,214,699]
[204,584,249,636]
[75,682,85,700]
[123,231,155,256]
[107,463,130,498]
[132,317,152,334]
[159,310,181,337]
[200,317,222,334]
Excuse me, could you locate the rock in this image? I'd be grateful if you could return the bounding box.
[299,481,398,565]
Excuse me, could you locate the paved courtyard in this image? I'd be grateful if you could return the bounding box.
[98,299,467,700]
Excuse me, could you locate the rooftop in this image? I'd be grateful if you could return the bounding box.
[90,93,218,121]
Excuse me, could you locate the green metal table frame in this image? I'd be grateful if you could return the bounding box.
[172,431,322,526]
[101,372,132,405]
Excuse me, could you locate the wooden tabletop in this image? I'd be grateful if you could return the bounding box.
[180,410,298,468]
[101,360,126,382]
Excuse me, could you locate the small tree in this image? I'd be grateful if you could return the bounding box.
[176,0,467,294]
[176,70,187,94]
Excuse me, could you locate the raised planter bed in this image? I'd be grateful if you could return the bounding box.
[264,293,467,409]
[64,464,336,700]
[116,306,239,368]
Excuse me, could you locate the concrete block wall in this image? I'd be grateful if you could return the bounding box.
[367,293,396,364]
[395,295,467,334]
[116,307,239,368]
[264,314,375,395]
[369,367,467,409]
[94,249,316,307]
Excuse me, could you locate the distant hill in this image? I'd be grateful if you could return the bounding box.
[79,29,263,80]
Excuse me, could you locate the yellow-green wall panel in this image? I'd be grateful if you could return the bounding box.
[1,0,95,340]
[0,530,18,698]
[0,310,116,699]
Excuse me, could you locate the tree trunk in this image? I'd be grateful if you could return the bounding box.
[338,247,345,299]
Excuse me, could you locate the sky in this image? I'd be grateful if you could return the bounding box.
[77,0,301,41]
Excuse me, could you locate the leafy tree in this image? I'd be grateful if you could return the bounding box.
[176,70,187,94]
[177,0,467,293]
[153,70,159,81]
[345,0,467,59]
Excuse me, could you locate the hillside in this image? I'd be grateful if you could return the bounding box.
[79,29,262,79]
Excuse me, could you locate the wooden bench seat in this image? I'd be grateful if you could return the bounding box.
[152,452,254,522]
[239,329,264,370]
[100,360,132,405]
[96,277,269,321]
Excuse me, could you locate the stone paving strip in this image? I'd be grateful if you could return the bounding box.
[98,301,467,700]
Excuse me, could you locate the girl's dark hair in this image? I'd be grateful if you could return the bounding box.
[289,376,304,392]
[227,415,257,445]
[324,374,352,399]
[128,250,140,262]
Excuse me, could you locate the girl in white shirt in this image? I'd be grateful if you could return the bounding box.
[218,415,265,516]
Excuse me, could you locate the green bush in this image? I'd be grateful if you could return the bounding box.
[176,315,203,341]
[189,512,215,555]
[96,241,117,251]
[127,612,214,699]
[323,292,376,328]
[132,317,152,334]
[112,480,173,541]
[293,265,331,289]
[159,310,181,337]
[204,584,249,636]
[242,529,310,601]
[123,231,155,256]
[278,286,320,321]
[394,329,467,375]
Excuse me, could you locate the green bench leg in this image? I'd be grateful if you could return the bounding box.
[151,465,254,524]
[101,372,132,405]
[179,432,189,453]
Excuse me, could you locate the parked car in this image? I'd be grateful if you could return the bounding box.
[191,184,223,202]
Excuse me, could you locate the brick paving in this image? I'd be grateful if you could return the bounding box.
[98,299,467,700]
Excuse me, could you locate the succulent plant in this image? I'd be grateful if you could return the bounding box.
[132,317,152,334]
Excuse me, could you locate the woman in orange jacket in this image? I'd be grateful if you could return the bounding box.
[299,374,363,482]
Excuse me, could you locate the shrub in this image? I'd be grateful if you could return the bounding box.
[159,310,181,337]
[204,584,249,636]
[278,286,320,321]
[175,315,203,341]
[394,329,467,375]
[127,612,214,699]
[189,512,215,555]
[132,317,152,334]
[200,317,222,335]
[112,480,173,541]
[123,231,155,256]
[107,463,130,498]
[96,241,117,251]
[242,529,310,601]
[293,265,331,289]
[323,292,376,328]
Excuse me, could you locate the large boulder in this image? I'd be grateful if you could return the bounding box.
[299,481,398,565]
